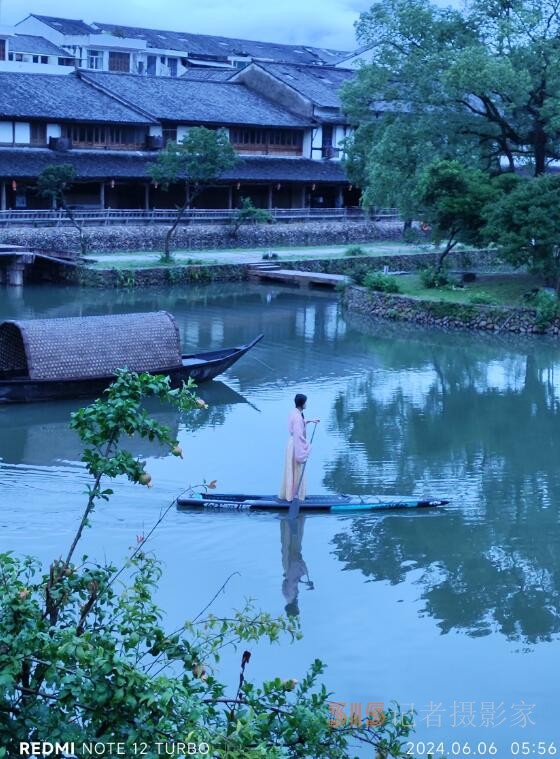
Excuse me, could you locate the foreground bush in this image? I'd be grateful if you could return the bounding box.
[0,372,415,758]
[364,272,402,294]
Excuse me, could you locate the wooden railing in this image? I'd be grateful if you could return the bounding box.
[0,207,400,227]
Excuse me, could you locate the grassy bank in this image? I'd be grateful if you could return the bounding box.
[395,273,539,306]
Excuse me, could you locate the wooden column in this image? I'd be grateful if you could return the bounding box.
[0,182,6,211]
[144,183,150,210]
[267,185,273,210]
[99,182,105,209]
[227,185,233,210]
[335,187,344,208]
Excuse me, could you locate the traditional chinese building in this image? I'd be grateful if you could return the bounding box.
[0,15,360,211]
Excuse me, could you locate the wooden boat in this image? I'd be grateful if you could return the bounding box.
[0,310,263,403]
[177,492,449,512]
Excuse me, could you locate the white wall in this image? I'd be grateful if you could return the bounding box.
[15,16,64,45]
[149,125,163,137]
[14,122,30,144]
[0,122,13,144]
[0,60,72,74]
[312,126,323,153]
[46,123,61,139]
[302,129,313,158]
[176,126,189,141]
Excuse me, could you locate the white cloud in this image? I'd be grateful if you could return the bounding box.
[3,0,368,50]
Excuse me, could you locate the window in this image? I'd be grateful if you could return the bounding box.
[87,50,102,70]
[0,40,5,62]
[108,51,130,73]
[147,55,157,75]
[30,123,47,145]
[60,123,147,149]
[229,128,303,154]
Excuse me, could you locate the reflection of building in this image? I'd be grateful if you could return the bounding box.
[0,14,363,212]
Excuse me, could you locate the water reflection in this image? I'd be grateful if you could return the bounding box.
[0,381,254,466]
[281,516,313,617]
[326,317,560,643]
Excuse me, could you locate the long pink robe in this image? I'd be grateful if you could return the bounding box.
[279,409,310,501]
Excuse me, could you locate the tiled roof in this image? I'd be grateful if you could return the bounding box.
[180,67,236,81]
[81,71,310,127]
[0,72,153,123]
[11,34,73,57]
[251,63,355,108]
[0,148,348,183]
[28,14,96,36]
[92,21,347,65]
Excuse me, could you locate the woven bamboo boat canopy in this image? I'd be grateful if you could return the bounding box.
[0,311,182,381]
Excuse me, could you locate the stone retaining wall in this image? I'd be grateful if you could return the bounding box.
[51,262,250,288]
[343,285,560,335]
[280,249,507,275]
[0,220,401,254]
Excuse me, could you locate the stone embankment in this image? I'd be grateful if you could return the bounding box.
[0,221,401,254]
[343,286,560,335]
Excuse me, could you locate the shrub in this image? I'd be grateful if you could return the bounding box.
[529,289,560,330]
[350,264,370,285]
[345,244,364,257]
[363,271,401,293]
[420,266,449,288]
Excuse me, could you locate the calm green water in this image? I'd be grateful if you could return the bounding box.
[1,283,560,753]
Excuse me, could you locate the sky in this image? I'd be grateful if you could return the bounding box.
[0,0,371,51]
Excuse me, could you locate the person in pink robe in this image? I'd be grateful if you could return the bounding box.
[279,393,320,501]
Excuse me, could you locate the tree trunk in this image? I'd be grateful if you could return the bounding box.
[162,184,200,262]
[436,236,457,273]
[62,200,88,256]
[534,126,547,176]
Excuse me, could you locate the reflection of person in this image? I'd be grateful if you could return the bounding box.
[281,516,313,617]
[279,393,319,502]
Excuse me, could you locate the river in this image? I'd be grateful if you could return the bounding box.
[1,282,559,754]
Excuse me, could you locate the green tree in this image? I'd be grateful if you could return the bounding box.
[0,372,416,757]
[230,197,273,238]
[343,0,560,205]
[484,175,560,291]
[417,159,498,271]
[149,128,237,262]
[36,164,90,256]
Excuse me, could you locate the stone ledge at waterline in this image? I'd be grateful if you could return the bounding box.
[342,286,560,336]
[56,263,250,288]
[0,220,401,253]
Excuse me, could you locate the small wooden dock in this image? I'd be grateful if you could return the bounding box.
[249,264,349,289]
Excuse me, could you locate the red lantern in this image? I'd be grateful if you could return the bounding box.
[276,183,281,190]
[236,182,241,190]
[11,180,17,191]
[311,183,316,192]
[110,179,115,189]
